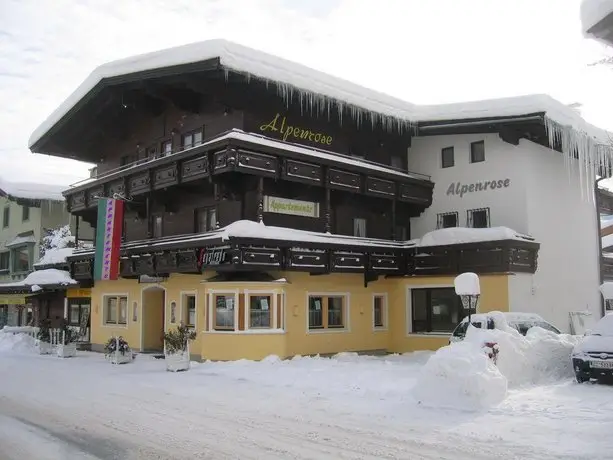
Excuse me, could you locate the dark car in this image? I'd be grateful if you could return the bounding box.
[571,314,613,383]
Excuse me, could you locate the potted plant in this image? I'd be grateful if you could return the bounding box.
[163,322,196,372]
[56,319,79,358]
[36,319,53,355]
[104,336,133,364]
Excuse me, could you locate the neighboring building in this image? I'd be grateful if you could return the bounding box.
[27,39,610,360]
[581,0,613,45]
[0,178,93,327]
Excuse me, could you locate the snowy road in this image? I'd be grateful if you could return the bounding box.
[0,351,612,459]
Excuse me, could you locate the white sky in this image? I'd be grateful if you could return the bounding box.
[1,0,612,187]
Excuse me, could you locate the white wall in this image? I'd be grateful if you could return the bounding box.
[407,134,601,332]
[522,140,601,330]
[407,133,529,237]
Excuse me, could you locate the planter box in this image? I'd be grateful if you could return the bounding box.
[165,351,190,372]
[56,343,77,358]
[107,351,134,364]
[36,341,53,355]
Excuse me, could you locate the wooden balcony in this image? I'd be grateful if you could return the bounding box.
[68,230,539,283]
[63,129,434,214]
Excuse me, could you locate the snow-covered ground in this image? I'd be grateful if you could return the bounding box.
[0,334,612,459]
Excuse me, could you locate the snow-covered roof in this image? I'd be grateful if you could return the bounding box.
[417,226,535,248]
[0,269,77,292]
[601,218,613,230]
[581,0,613,36]
[34,247,74,267]
[29,39,612,157]
[0,176,66,202]
[5,234,37,248]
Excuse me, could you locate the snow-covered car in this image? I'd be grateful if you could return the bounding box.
[449,312,561,344]
[571,313,613,383]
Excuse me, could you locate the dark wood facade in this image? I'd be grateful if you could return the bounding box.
[27,59,541,283]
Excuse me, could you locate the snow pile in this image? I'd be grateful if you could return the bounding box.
[413,312,579,410]
[418,226,535,247]
[412,340,508,411]
[0,330,37,353]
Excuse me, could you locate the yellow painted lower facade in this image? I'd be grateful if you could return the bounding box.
[89,272,510,361]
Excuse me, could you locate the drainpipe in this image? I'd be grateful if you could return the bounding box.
[595,177,606,317]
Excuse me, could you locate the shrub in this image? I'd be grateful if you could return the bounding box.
[37,319,51,342]
[104,336,130,356]
[163,323,197,354]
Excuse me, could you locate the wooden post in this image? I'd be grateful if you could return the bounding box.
[324,167,331,233]
[391,199,397,240]
[75,215,80,248]
[257,177,264,223]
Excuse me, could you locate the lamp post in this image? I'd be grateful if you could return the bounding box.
[454,272,481,324]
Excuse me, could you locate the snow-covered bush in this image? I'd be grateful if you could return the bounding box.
[40,224,75,258]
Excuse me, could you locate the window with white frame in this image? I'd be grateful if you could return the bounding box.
[308,294,347,330]
[183,294,196,327]
[104,296,127,325]
[249,294,272,328]
[213,293,235,330]
[373,294,387,329]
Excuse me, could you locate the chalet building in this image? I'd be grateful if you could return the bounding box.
[27,40,610,360]
[0,177,93,329]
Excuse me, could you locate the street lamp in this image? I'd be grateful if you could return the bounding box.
[454,272,481,324]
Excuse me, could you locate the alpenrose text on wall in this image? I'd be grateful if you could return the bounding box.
[446,179,511,198]
[259,113,333,146]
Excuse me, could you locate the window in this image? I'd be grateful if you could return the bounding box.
[3,206,9,228]
[353,218,367,237]
[152,215,163,238]
[22,206,30,222]
[390,155,404,170]
[467,208,490,228]
[69,303,80,325]
[0,252,9,271]
[182,128,204,149]
[214,294,235,330]
[160,140,172,157]
[184,294,196,327]
[12,246,30,272]
[308,294,346,330]
[395,225,408,241]
[470,141,485,163]
[437,212,458,229]
[170,301,177,324]
[132,302,138,322]
[195,207,217,233]
[606,299,613,311]
[104,296,128,325]
[411,288,464,333]
[249,295,271,328]
[441,146,454,168]
[373,295,387,329]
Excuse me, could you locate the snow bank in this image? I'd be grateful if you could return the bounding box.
[0,331,37,354]
[413,312,579,410]
[412,340,508,411]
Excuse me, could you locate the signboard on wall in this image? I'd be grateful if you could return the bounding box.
[263,196,320,218]
[259,113,333,146]
[446,179,511,198]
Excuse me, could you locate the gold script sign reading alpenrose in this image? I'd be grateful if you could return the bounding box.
[263,196,320,218]
[259,113,333,146]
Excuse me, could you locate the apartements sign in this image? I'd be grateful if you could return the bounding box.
[446,179,511,198]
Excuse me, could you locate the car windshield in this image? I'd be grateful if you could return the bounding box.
[512,321,560,335]
[589,314,613,337]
